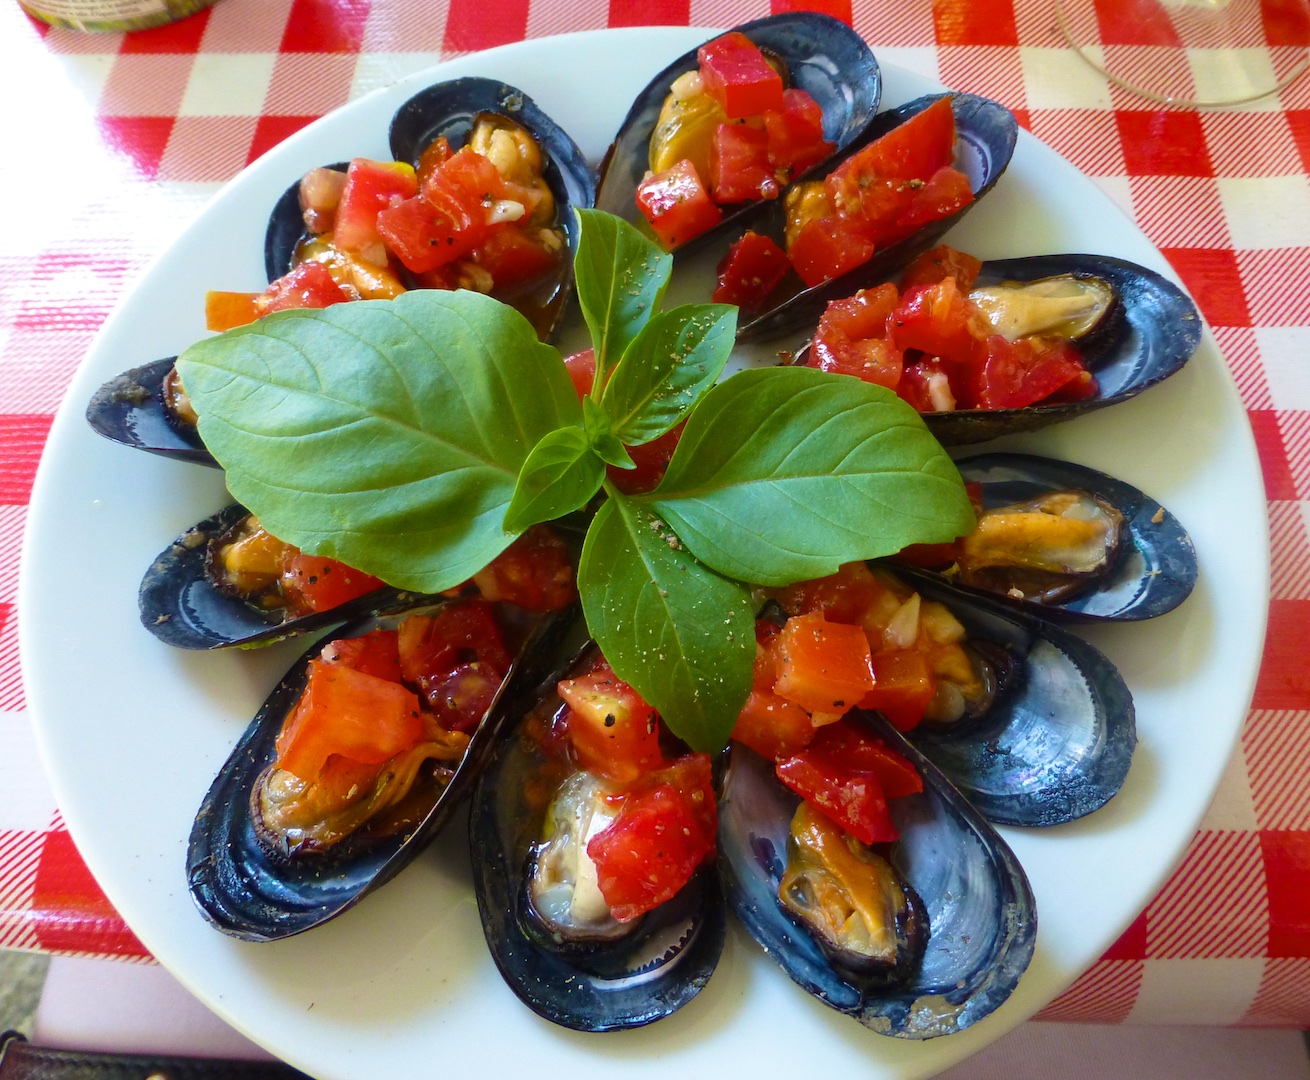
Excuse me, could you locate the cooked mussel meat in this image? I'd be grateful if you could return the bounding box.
[969,272,1121,347]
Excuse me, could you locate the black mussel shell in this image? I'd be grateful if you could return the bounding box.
[389,77,595,341]
[187,602,579,941]
[915,453,1197,622]
[85,356,216,466]
[737,93,1017,341]
[264,162,348,281]
[594,12,882,249]
[718,713,1036,1038]
[139,502,422,650]
[893,567,1136,827]
[923,254,1201,445]
[468,626,726,1031]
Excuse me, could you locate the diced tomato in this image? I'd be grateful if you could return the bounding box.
[376,190,481,274]
[772,562,893,627]
[696,33,785,120]
[587,754,717,922]
[835,96,959,188]
[636,159,723,249]
[333,158,419,253]
[607,422,683,495]
[889,277,979,363]
[712,231,790,310]
[419,661,504,733]
[776,718,920,844]
[773,610,875,715]
[318,628,403,683]
[860,649,936,731]
[259,260,350,317]
[471,223,561,291]
[763,89,834,177]
[414,136,453,188]
[825,171,916,241]
[434,146,506,207]
[891,165,974,241]
[731,688,814,760]
[205,290,263,332]
[557,668,664,784]
[563,348,596,400]
[710,123,779,204]
[971,335,1095,410]
[275,659,424,781]
[787,215,876,288]
[900,244,984,291]
[809,284,903,389]
[278,553,385,617]
[471,525,577,613]
[397,601,510,684]
[898,356,956,412]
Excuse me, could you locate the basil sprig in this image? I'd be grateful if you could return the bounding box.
[177,208,973,753]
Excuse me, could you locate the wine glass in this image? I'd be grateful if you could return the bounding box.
[1055,0,1310,107]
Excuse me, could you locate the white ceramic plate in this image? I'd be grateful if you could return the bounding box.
[20,27,1267,1080]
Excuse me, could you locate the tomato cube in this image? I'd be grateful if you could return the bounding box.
[259,260,349,319]
[635,159,723,249]
[787,215,876,288]
[712,231,790,310]
[470,223,561,291]
[275,659,423,781]
[397,601,510,684]
[763,89,834,177]
[900,245,984,292]
[318,628,403,684]
[809,284,904,389]
[731,688,815,761]
[557,668,664,784]
[279,553,384,617]
[710,123,779,204]
[860,649,936,732]
[889,277,979,365]
[419,661,504,733]
[773,610,875,715]
[471,525,577,613]
[205,290,263,332]
[697,32,785,120]
[333,158,418,253]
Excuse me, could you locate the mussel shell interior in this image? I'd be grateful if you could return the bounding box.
[186,602,579,941]
[85,356,216,466]
[467,624,727,1032]
[717,715,1036,1038]
[138,502,419,650]
[923,254,1202,445]
[736,92,1018,342]
[897,567,1137,827]
[947,453,1198,622]
[594,12,882,248]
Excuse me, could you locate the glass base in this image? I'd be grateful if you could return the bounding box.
[1055,0,1310,107]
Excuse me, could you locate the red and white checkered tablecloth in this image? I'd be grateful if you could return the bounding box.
[1,0,1308,1031]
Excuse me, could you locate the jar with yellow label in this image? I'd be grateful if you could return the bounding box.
[19,0,219,32]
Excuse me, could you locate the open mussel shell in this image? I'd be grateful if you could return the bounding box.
[186,602,579,941]
[718,712,1036,1038]
[737,93,1017,341]
[594,12,882,247]
[923,254,1201,445]
[912,452,1197,622]
[85,355,216,466]
[264,162,347,280]
[139,502,421,650]
[895,567,1136,827]
[468,625,727,1031]
[388,77,595,341]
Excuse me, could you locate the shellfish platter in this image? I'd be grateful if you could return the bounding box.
[21,24,1267,1080]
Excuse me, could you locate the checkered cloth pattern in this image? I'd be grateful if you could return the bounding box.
[1,0,1308,1029]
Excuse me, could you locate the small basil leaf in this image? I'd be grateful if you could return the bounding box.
[583,396,635,470]
[578,494,755,754]
[573,208,671,390]
[503,426,605,534]
[639,367,975,586]
[177,290,580,592]
[602,303,737,445]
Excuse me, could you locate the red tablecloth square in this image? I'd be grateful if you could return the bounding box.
[1104,909,1150,961]
[1093,0,1182,47]
[609,0,691,28]
[772,0,854,25]
[933,0,1020,46]
[1116,112,1214,176]
[0,416,53,506]
[1160,247,1252,327]
[120,7,213,53]
[1249,410,1301,498]
[1284,109,1310,171]
[281,0,369,52]
[1252,600,1310,711]
[1263,0,1310,46]
[1259,831,1310,957]
[248,116,319,165]
[29,832,149,958]
[444,0,531,52]
[95,116,176,179]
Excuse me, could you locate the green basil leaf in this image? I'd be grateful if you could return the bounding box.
[582,395,635,469]
[177,290,580,592]
[579,494,755,753]
[602,304,737,445]
[639,366,975,586]
[503,426,605,534]
[572,208,671,389]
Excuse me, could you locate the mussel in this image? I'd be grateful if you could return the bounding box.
[734,93,1018,341]
[468,634,726,1031]
[902,453,1197,622]
[595,12,882,248]
[187,600,579,941]
[138,503,420,650]
[718,712,1037,1038]
[85,355,216,466]
[921,254,1200,444]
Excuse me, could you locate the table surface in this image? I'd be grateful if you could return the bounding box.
[0,0,1308,1036]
